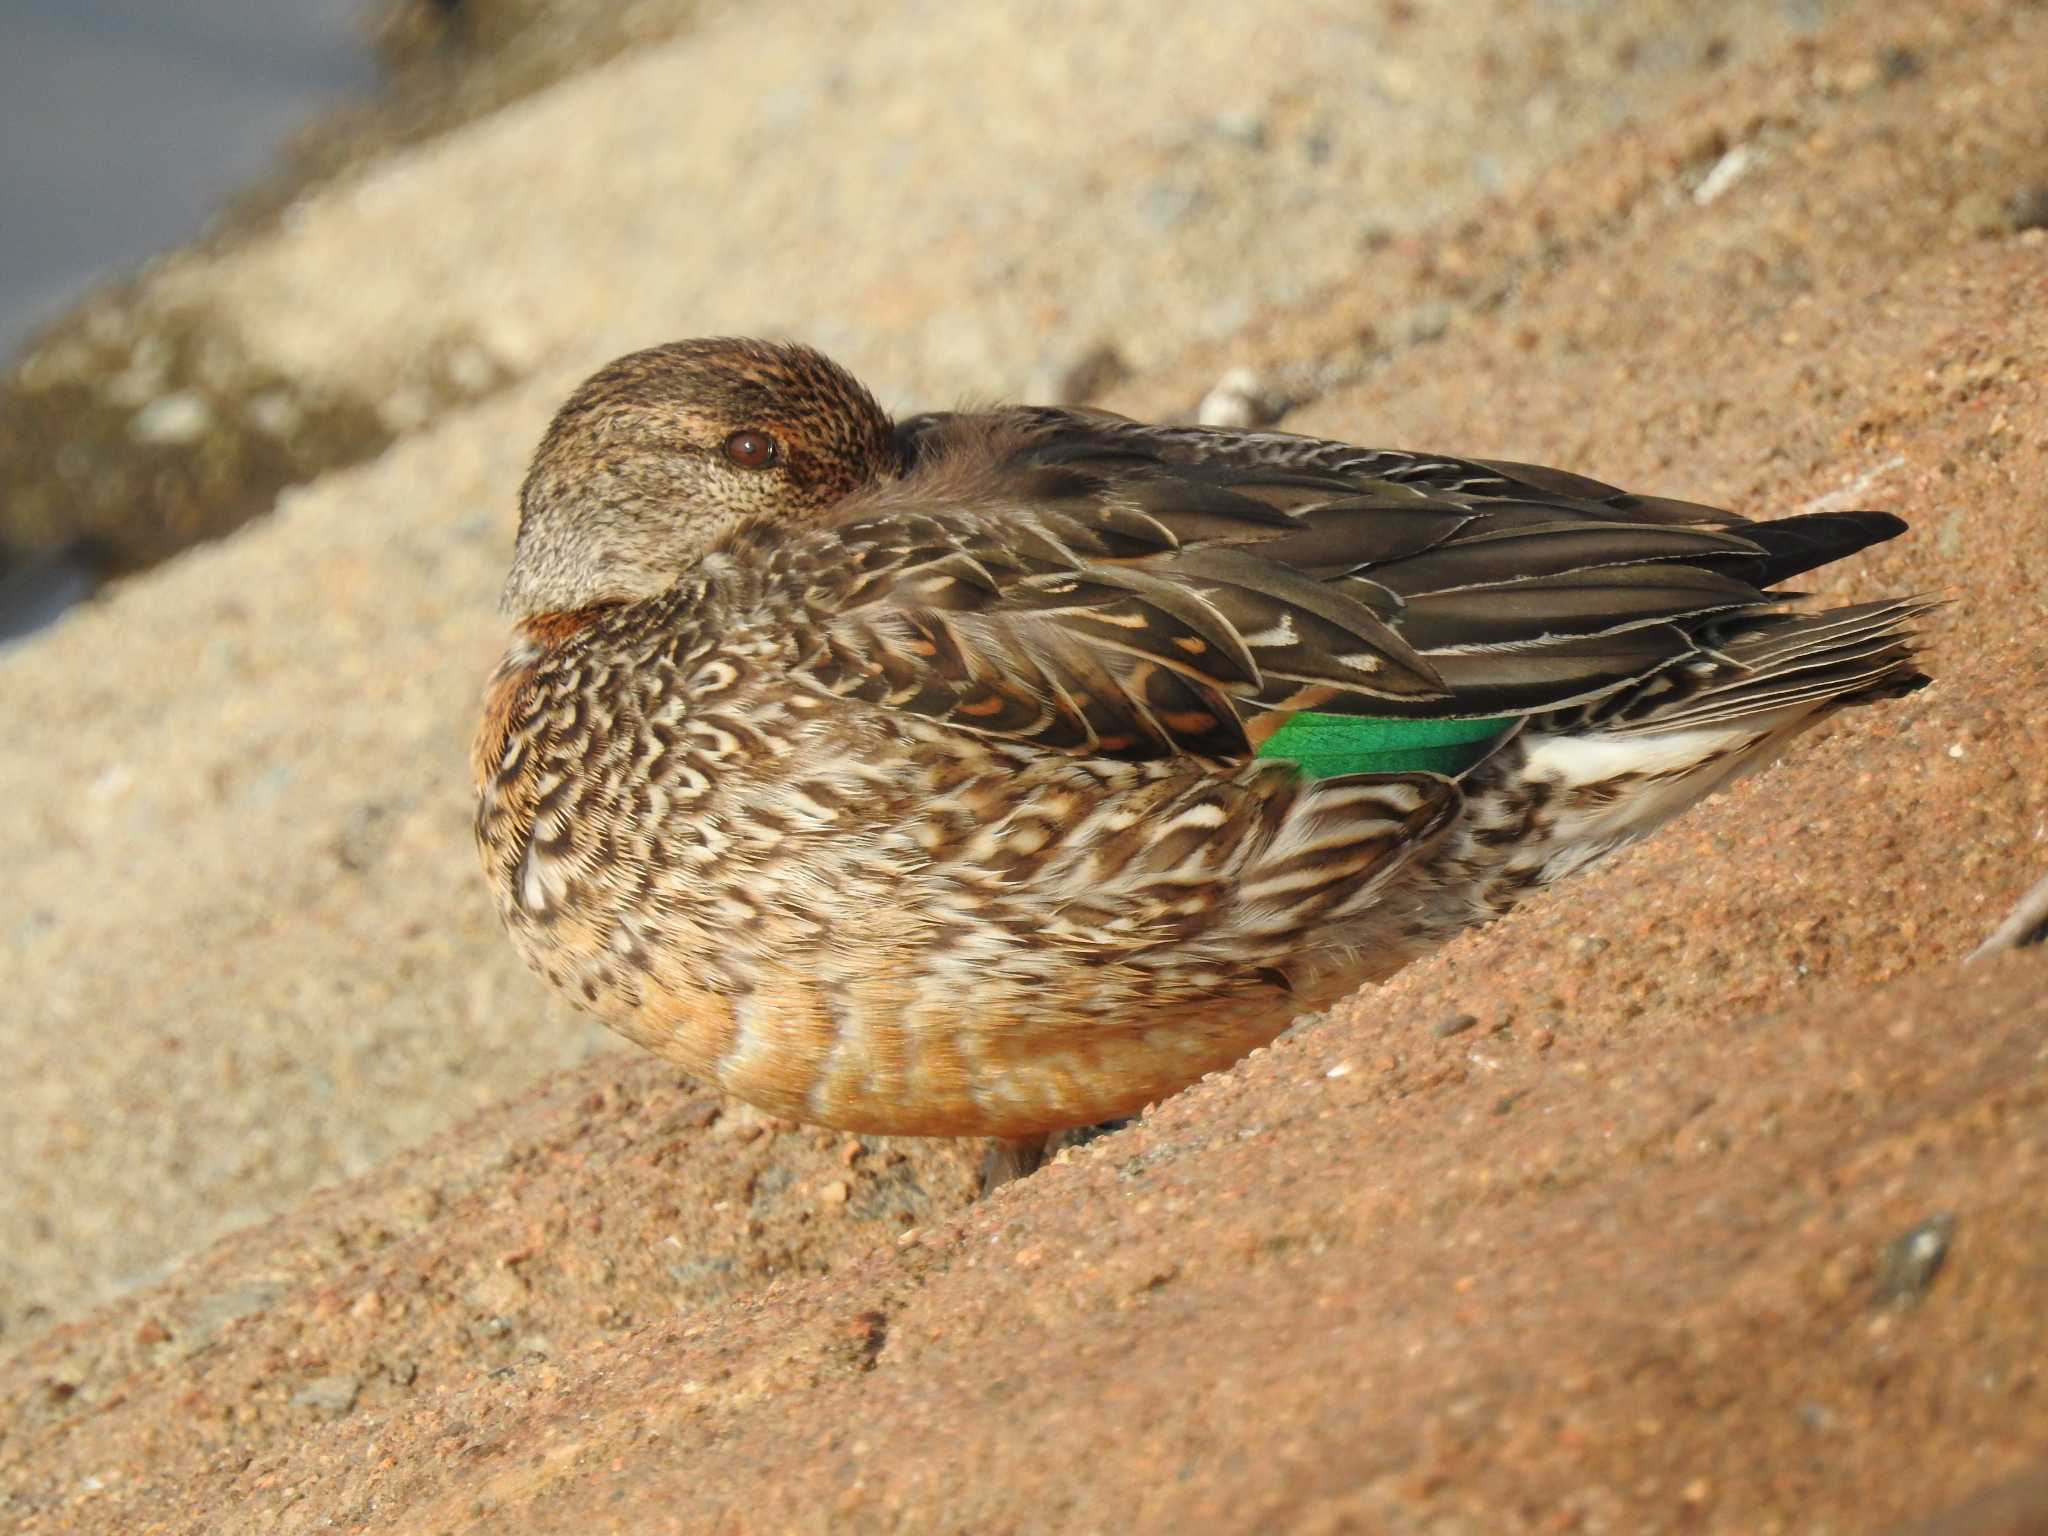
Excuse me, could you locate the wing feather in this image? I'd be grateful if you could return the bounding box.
[774,410,1913,762]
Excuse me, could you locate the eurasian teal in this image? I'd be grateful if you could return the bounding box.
[475,338,1928,1160]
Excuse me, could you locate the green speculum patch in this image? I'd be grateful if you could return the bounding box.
[1255,712,1516,779]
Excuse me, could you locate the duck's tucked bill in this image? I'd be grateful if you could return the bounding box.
[474,337,1930,1153]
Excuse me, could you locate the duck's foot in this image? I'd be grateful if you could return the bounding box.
[979,1135,1050,1195]
[977,1118,1138,1197]
[1967,870,2048,962]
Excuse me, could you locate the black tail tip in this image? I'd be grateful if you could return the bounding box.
[1752,509,1910,586]
[1842,509,1910,543]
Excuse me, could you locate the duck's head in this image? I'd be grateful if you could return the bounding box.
[503,338,898,618]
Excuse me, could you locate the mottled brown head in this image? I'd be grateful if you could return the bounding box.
[503,338,899,617]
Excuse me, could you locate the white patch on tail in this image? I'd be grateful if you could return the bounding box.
[1519,724,1771,881]
[1520,727,1753,787]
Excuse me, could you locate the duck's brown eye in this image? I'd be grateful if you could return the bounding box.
[722,429,779,469]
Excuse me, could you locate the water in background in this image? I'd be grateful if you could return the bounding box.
[0,0,376,365]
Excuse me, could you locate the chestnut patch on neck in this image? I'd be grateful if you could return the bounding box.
[520,604,613,650]
[473,605,615,795]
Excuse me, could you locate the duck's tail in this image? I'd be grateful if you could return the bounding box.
[1583,594,1934,736]
[1472,591,1932,886]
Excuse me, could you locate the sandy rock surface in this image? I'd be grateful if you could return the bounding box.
[5,0,2048,1529]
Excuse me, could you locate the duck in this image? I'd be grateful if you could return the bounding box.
[474,337,1928,1173]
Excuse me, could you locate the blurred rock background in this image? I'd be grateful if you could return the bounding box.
[2,0,2045,1528]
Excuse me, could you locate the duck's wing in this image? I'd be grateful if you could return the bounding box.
[774,408,1907,764]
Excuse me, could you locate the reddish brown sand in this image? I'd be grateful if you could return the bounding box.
[4,0,2046,1530]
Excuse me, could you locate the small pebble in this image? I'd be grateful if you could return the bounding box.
[1693,144,1753,205]
[714,1108,766,1142]
[441,341,499,396]
[2010,184,2048,234]
[1874,1214,1956,1305]
[1196,367,1289,429]
[1797,1399,1836,1431]
[1210,110,1268,150]
[244,388,303,437]
[290,1374,360,1417]
[130,391,214,445]
[1431,1012,1480,1039]
[1403,300,1452,344]
[1050,342,1130,405]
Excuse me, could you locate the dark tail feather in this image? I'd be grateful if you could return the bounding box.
[1597,598,1933,734]
[1737,510,1909,587]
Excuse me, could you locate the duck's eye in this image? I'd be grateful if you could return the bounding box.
[721,429,779,469]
